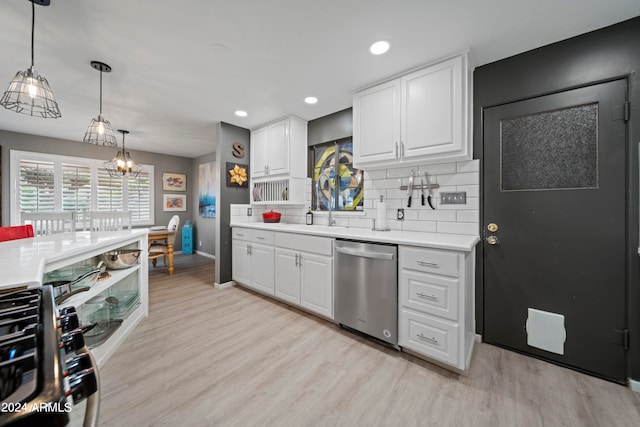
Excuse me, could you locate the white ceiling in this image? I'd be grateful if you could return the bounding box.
[0,0,638,158]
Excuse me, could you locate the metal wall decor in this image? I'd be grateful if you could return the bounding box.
[83,61,117,146]
[0,0,61,118]
[104,130,143,178]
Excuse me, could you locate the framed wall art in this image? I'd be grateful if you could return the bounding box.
[226,162,248,188]
[198,161,216,218]
[162,172,186,191]
[163,194,187,211]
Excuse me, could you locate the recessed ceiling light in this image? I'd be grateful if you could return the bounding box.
[370,40,390,55]
[304,96,318,104]
[235,110,247,117]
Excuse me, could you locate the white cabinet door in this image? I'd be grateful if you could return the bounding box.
[275,248,300,304]
[353,79,400,166]
[300,252,333,319]
[267,119,289,176]
[251,126,269,178]
[251,243,275,295]
[232,240,251,286]
[401,55,463,159]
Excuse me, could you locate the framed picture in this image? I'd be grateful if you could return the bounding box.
[163,194,187,211]
[162,173,186,192]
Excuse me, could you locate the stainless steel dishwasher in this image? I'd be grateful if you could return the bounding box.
[334,239,398,346]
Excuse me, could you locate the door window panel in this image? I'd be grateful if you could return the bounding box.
[500,103,598,191]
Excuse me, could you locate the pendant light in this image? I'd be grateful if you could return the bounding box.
[104,130,142,178]
[0,0,61,118]
[83,61,117,146]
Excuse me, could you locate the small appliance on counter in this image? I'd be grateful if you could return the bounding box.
[306,208,313,225]
[262,211,282,223]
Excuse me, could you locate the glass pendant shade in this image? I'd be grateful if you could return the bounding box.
[0,1,60,118]
[83,61,117,146]
[104,130,142,178]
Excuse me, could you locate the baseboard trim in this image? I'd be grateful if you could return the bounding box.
[630,378,640,393]
[214,281,235,289]
[475,334,483,343]
[196,250,216,259]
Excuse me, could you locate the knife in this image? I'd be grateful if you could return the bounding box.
[425,172,435,210]
[420,178,425,206]
[407,170,414,207]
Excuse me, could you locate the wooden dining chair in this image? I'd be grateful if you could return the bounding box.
[149,215,180,267]
[21,211,76,236]
[83,211,133,231]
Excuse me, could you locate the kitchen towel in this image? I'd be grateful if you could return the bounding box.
[526,307,566,355]
[377,196,387,230]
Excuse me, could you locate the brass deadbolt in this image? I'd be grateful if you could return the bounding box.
[487,223,498,232]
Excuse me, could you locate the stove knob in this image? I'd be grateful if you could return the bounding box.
[67,369,98,404]
[64,352,92,377]
[60,331,85,353]
[60,312,80,333]
[59,306,77,316]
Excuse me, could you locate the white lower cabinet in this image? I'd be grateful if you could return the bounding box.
[232,228,275,295]
[232,227,333,319]
[274,244,333,319]
[399,245,475,372]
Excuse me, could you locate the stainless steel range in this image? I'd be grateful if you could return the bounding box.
[0,285,99,427]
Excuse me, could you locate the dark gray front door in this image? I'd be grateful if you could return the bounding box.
[483,79,628,382]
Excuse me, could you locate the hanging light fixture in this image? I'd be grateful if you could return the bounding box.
[0,0,61,118]
[104,130,142,178]
[83,61,117,146]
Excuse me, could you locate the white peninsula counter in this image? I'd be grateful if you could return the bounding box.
[0,230,149,367]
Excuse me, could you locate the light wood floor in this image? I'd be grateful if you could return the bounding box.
[98,254,640,427]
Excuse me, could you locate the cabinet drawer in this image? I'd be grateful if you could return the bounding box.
[400,246,460,277]
[399,308,459,366]
[400,270,458,321]
[232,228,251,241]
[275,232,333,256]
[251,229,275,245]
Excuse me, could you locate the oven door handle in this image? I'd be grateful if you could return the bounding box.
[335,246,395,260]
[80,345,100,427]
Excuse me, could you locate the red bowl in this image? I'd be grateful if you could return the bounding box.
[262,211,281,223]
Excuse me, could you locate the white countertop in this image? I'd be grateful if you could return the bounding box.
[230,222,480,251]
[0,229,148,290]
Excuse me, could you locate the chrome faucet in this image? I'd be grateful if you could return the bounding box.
[328,208,336,227]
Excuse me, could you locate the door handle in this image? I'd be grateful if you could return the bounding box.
[486,235,500,245]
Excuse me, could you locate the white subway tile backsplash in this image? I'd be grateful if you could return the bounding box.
[237,161,480,237]
[437,221,479,235]
[457,210,480,223]
[456,159,480,173]
[403,220,437,233]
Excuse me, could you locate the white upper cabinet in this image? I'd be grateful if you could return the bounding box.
[250,116,307,179]
[353,52,471,168]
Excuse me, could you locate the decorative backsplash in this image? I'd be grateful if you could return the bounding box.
[230,159,479,236]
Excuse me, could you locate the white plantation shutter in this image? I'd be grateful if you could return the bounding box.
[97,167,124,212]
[11,150,154,226]
[127,171,151,223]
[62,163,92,213]
[19,160,55,212]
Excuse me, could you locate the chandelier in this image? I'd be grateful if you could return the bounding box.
[83,61,117,146]
[104,130,142,178]
[0,0,61,118]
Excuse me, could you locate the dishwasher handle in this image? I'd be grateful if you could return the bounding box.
[335,245,395,260]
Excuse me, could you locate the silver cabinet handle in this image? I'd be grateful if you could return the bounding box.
[401,141,405,157]
[294,253,298,267]
[417,333,438,344]
[395,142,399,158]
[298,254,302,267]
[246,245,250,255]
[416,292,438,301]
[416,260,438,267]
[256,236,265,240]
[236,233,244,237]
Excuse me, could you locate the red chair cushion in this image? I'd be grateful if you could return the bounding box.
[0,225,35,242]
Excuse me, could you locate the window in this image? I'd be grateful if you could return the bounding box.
[11,150,154,226]
[311,138,364,212]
